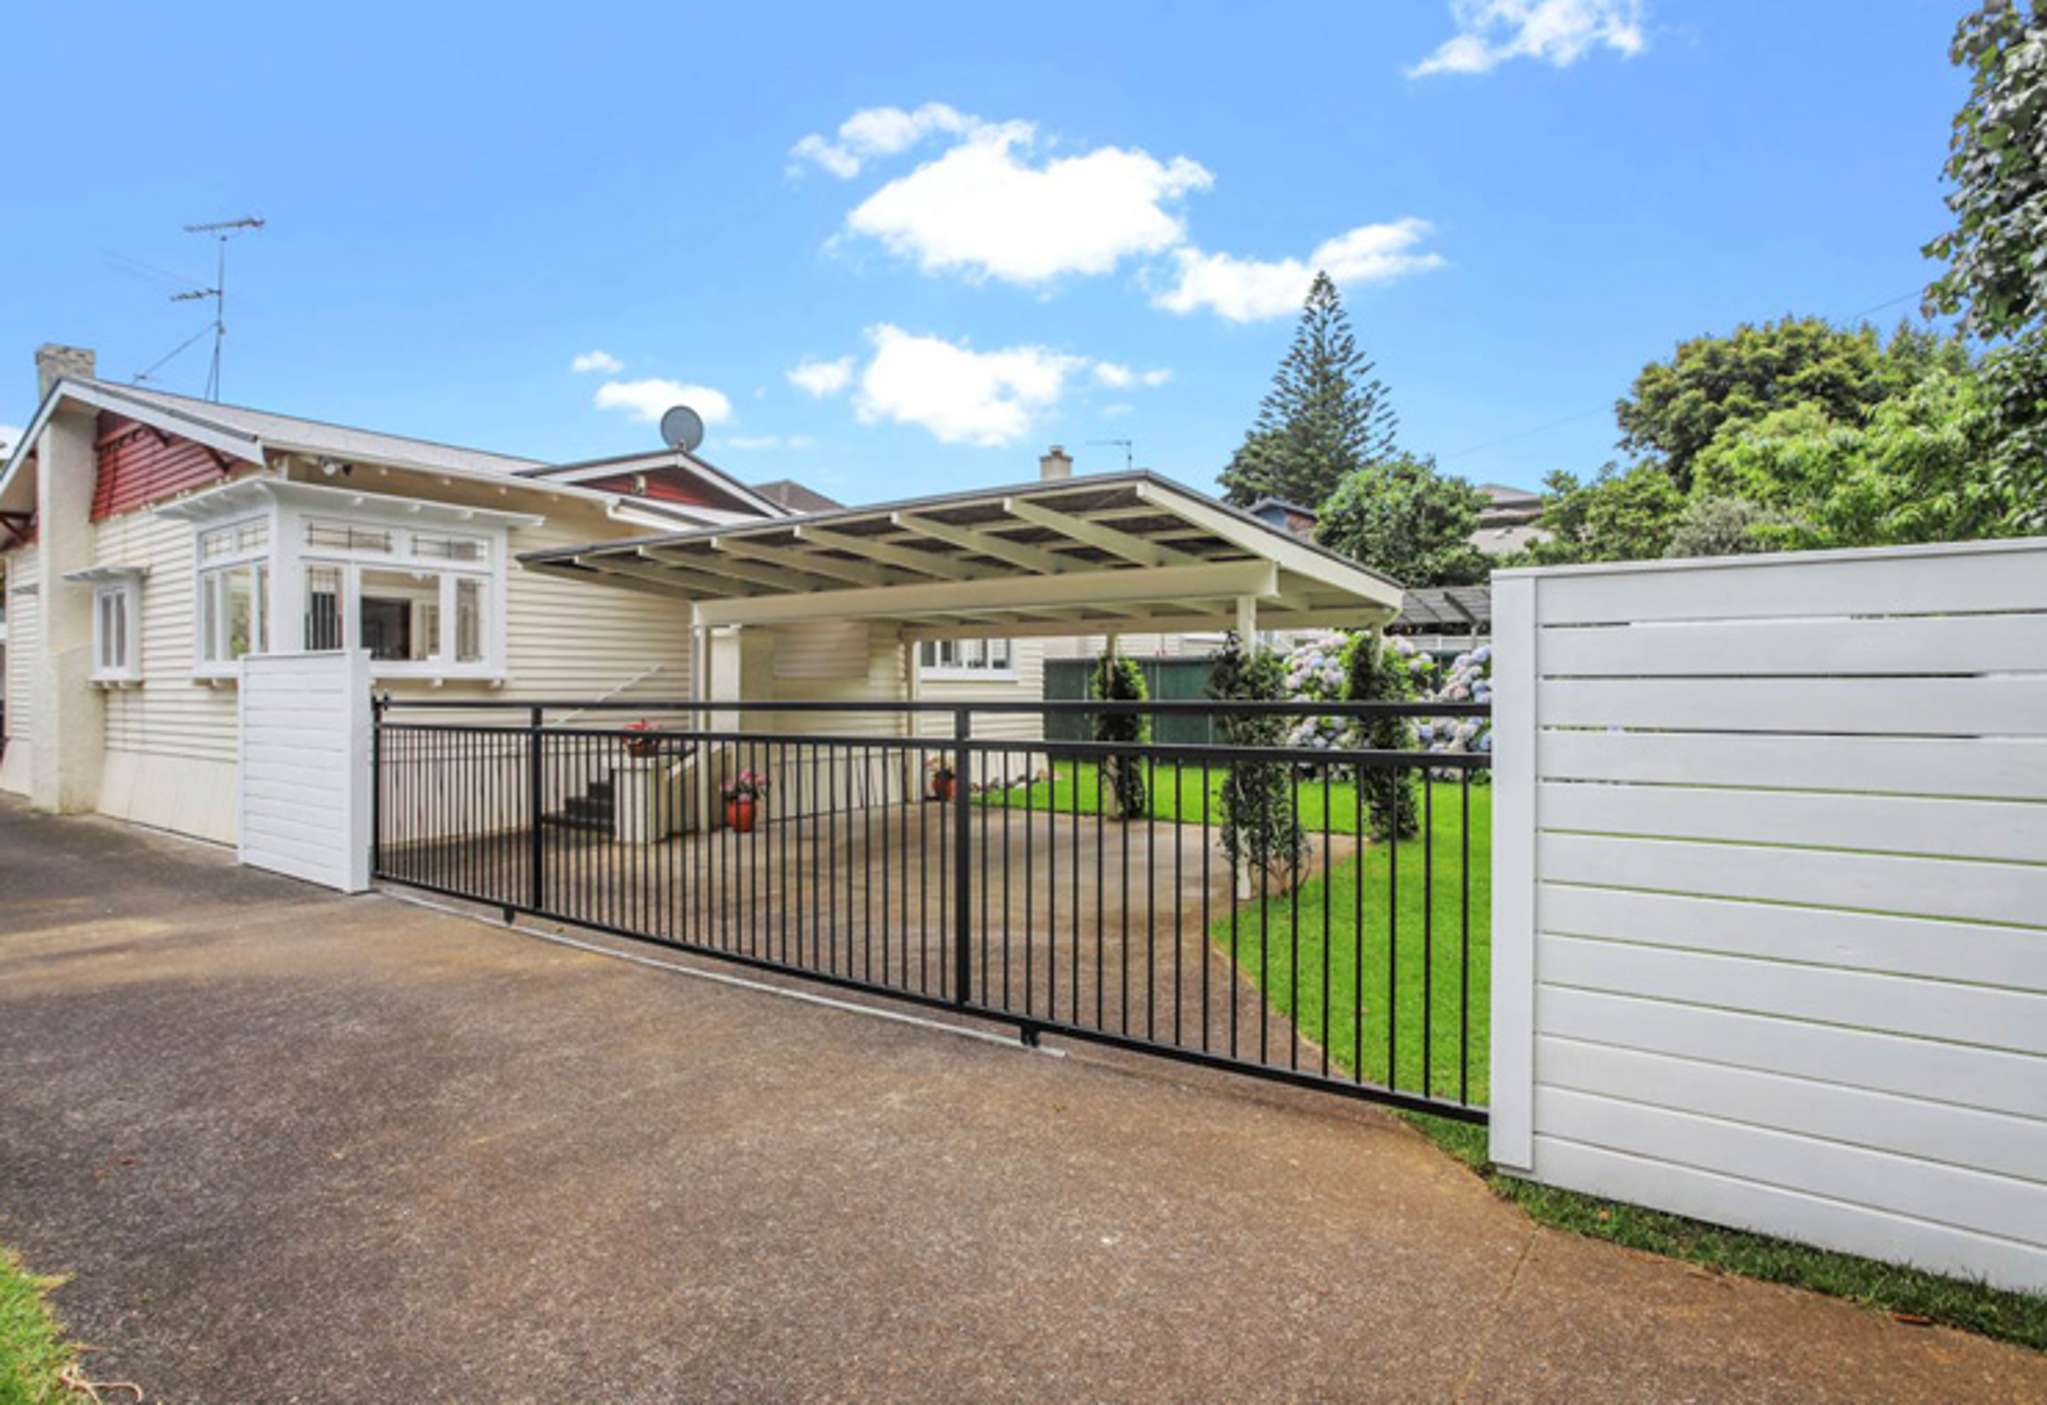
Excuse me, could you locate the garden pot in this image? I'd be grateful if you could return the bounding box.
[725,797,758,833]
[930,776,956,802]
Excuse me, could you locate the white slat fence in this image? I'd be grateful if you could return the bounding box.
[238,649,372,893]
[1489,537,2047,1294]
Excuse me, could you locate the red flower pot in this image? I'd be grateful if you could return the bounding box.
[930,776,956,802]
[725,797,757,833]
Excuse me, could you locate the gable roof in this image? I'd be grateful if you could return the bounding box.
[752,478,842,514]
[516,449,786,518]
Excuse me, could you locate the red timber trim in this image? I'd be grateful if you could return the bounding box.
[0,511,33,548]
[90,412,233,522]
[577,465,754,511]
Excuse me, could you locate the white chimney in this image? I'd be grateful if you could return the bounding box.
[1039,444,1074,481]
[36,344,95,400]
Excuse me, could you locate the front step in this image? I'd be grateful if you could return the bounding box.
[539,810,610,833]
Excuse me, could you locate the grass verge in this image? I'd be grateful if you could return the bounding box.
[0,1246,77,1405]
[1397,1110,2047,1353]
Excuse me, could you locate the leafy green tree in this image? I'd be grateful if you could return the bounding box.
[1316,452,1490,586]
[1090,650,1151,820]
[1529,463,1687,564]
[1207,631,1303,883]
[1219,271,1398,509]
[1924,1,2047,527]
[1615,318,1908,491]
[1663,496,1793,558]
[1339,632,1419,840]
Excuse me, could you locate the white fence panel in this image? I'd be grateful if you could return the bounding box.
[238,650,371,893]
[1490,537,2047,1294]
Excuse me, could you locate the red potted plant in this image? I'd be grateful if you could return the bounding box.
[722,769,769,833]
[622,718,661,758]
[927,757,957,802]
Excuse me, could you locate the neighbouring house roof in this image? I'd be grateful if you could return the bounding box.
[520,471,1405,641]
[1472,522,1549,556]
[1391,585,1492,633]
[517,449,788,520]
[752,478,843,515]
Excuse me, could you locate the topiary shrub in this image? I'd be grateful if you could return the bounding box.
[1091,649,1151,819]
[1208,630,1304,882]
[1342,631,1422,840]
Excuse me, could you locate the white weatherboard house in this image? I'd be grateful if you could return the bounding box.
[0,344,1404,847]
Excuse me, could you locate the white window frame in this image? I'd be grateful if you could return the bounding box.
[193,512,272,679]
[91,576,142,683]
[293,522,503,680]
[919,636,1016,681]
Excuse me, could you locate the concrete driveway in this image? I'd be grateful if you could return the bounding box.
[1,796,2040,1403]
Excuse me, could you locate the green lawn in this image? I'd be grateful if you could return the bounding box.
[1208,781,1490,1102]
[974,755,1420,836]
[0,1247,76,1405]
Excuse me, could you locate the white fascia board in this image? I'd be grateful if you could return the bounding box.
[152,476,544,528]
[0,378,266,510]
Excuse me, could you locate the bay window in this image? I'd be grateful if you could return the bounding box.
[919,637,1014,678]
[158,478,535,683]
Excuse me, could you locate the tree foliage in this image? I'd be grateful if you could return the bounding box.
[1207,631,1303,881]
[1339,632,1419,841]
[1925,1,2047,527]
[1316,451,1491,587]
[1219,272,1398,509]
[1089,650,1151,820]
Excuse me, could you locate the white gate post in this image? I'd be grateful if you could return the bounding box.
[1488,572,1537,1173]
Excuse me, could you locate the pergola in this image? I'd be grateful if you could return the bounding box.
[519,472,1405,680]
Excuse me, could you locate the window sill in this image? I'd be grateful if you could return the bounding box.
[919,668,1020,683]
[90,674,144,689]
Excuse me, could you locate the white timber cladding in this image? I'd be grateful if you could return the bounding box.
[1488,536,2047,1295]
[239,650,371,892]
[0,547,38,795]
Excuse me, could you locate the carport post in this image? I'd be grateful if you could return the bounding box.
[953,706,973,1007]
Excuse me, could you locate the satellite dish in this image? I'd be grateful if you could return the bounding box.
[659,405,706,453]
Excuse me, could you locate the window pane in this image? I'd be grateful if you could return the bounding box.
[112,591,126,670]
[306,520,392,553]
[415,533,484,562]
[254,563,269,653]
[224,567,254,660]
[360,568,437,661]
[989,638,1012,670]
[201,573,220,661]
[305,564,344,651]
[455,577,483,663]
[961,639,984,667]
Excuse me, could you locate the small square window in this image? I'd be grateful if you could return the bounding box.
[91,578,141,681]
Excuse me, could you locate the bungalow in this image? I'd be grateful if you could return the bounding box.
[0,343,1404,851]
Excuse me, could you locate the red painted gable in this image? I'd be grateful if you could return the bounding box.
[578,466,727,508]
[91,413,229,521]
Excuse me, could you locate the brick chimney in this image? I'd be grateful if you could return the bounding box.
[36,344,95,400]
[1038,444,1073,481]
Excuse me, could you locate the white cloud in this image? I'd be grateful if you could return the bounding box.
[787,355,855,397]
[1408,0,1646,77]
[570,349,624,374]
[593,378,734,425]
[1153,218,1445,322]
[1092,363,1172,390]
[725,434,817,451]
[853,325,1083,447]
[790,102,976,178]
[844,122,1211,285]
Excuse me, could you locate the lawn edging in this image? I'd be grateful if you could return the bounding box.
[1395,1110,2047,1355]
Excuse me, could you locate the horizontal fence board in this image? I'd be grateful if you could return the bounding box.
[1538,781,2047,863]
[1538,676,2047,736]
[1535,985,2047,1120]
[1529,1135,2047,1293]
[1538,933,2047,1054]
[1532,544,2047,625]
[1538,885,2047,992]
[1536,729,2047,800]
[1534,1086,2047,1248]
[1536,1037,2047,1185]
[1539,832,2047,929]
[1539,612,2047,678]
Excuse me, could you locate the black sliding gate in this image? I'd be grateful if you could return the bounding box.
[372,699,1492,1123]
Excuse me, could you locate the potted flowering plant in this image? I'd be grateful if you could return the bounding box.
[722,769,769,833]
[622,718,662,758]
[926,756,958,802]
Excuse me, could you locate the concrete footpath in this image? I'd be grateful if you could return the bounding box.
[2,797,2040,1402]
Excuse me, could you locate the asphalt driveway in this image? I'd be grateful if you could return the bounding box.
[2,796,2040,1402]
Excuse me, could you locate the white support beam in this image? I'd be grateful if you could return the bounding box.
[1236,593,1257,642]
[578,553,747,597]
[794,525,980,581]
[643,545,832,593]
[713,535,898,588]
[696,558,1279,629]
[532,560,703,602]
[890,512,1073,574]
[1002,496,1198,568]
[901,607,1238,643]
[1131,480,1402,612]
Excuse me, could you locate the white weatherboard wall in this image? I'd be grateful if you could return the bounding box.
[239,650,371,893]
[1489,537,2047,1294]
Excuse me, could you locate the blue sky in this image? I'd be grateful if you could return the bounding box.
[0,2,1970,503]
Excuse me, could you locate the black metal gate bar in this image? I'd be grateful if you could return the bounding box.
[371,697,1492,1124]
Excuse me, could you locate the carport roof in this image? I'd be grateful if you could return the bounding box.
[519,471,1405,639]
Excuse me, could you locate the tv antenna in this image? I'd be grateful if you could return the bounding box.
[170,216,264,401]
[1090,438,1134,472]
